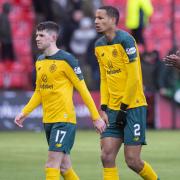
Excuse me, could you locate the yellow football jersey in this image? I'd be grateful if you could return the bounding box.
[22,50,100,123]
[95,30,147,110]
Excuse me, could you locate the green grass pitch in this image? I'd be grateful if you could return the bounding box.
[0,130,180,180]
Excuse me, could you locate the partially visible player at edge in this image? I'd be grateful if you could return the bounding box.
[14,21,106,180]
[163,50,180,69]
[94,6,159,180]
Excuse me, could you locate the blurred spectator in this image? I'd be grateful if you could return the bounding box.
[91,0,102,10]
[60,9,84,52]
[51,1,67,24]
[52,0,82,24]
[67,0,82,11]
[70,16,97,89]
[82,0,97,17]
[70,17,96,59]
[125,0,153,52]
[141,50,162,93]
[141,50,161,127]
[163,50,180,104]
[158,48,179,99]
[54,0,68,8]
[0,2,15,62]
[31,14,48,89]
[32,0,54,21]
[54,0,82,15]
[86,34,102,90]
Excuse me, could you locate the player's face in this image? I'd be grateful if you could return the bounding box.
[36,30,52,50]
[95,9,115,33]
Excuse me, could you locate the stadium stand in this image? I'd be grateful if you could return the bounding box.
[0,0,179,90]
[0,0,34,89]
[104,0,180,57]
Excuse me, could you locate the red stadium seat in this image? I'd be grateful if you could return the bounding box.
[6,70,29,89]
[0,62,5,71]
[11,62,25,72]
[9,73,24,88]
[0,75,3,88]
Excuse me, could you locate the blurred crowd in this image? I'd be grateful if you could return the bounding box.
[141,48,180,127]
[30,0,102,90]
[0,0,180,127]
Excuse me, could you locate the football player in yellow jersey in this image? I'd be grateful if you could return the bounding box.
[95,6,159,180]
[14,21,106,180]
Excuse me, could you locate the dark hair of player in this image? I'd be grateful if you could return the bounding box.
[99,6,120,25]
[36,21,60,34]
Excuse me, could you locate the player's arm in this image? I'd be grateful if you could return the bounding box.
[75,79,106,133]
[15,87,41,127]
[122,60,139,106]
[63,61,106,133]
[116,35,139,128]
[94,50,109,123]
[22,89,41,116]
[95,50,109,125]
[121,35,139,107]
[115,59,139,128]
[63,62,100,120]
[14,65,41,127]
[95,50,109,111]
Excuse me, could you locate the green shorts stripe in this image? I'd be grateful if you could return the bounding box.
[101,106,147,145]
[44,122,76,154]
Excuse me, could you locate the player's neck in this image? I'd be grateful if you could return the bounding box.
[44,44,59,56]
[104,28,116,42]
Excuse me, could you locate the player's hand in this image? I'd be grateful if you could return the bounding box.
[116,109,127,129]
[99,110,109,127]
[163,54,177,66]
[163,53,180,69]
[93,118,106,134]
[14,112,26,128]
[174,51,180,69]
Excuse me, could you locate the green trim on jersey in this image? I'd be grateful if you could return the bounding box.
[37,50,84,80]
[95,30,137,62]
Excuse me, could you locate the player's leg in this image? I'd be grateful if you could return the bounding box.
[44,122,76,180]
[60,154,79,180]
[100,108,124,180]
[124,106,159,180]
[124,145,143,172]
[45,151,64,180]
[101,137,122,180]
[124,145,158,180]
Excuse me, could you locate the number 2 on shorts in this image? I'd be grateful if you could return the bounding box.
[134,124,140,136]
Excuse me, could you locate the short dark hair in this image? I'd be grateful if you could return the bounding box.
[36,21,60,34]
[99,6,119,25]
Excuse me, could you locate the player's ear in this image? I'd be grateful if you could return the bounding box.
[52,33,57,42]
[111,17,116,26]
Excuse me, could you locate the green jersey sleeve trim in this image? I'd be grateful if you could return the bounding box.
[95,36,107,47]
[120,32,137,62]
[61,50,84,80]
[36,50,84,80]
[37,54,45,61]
